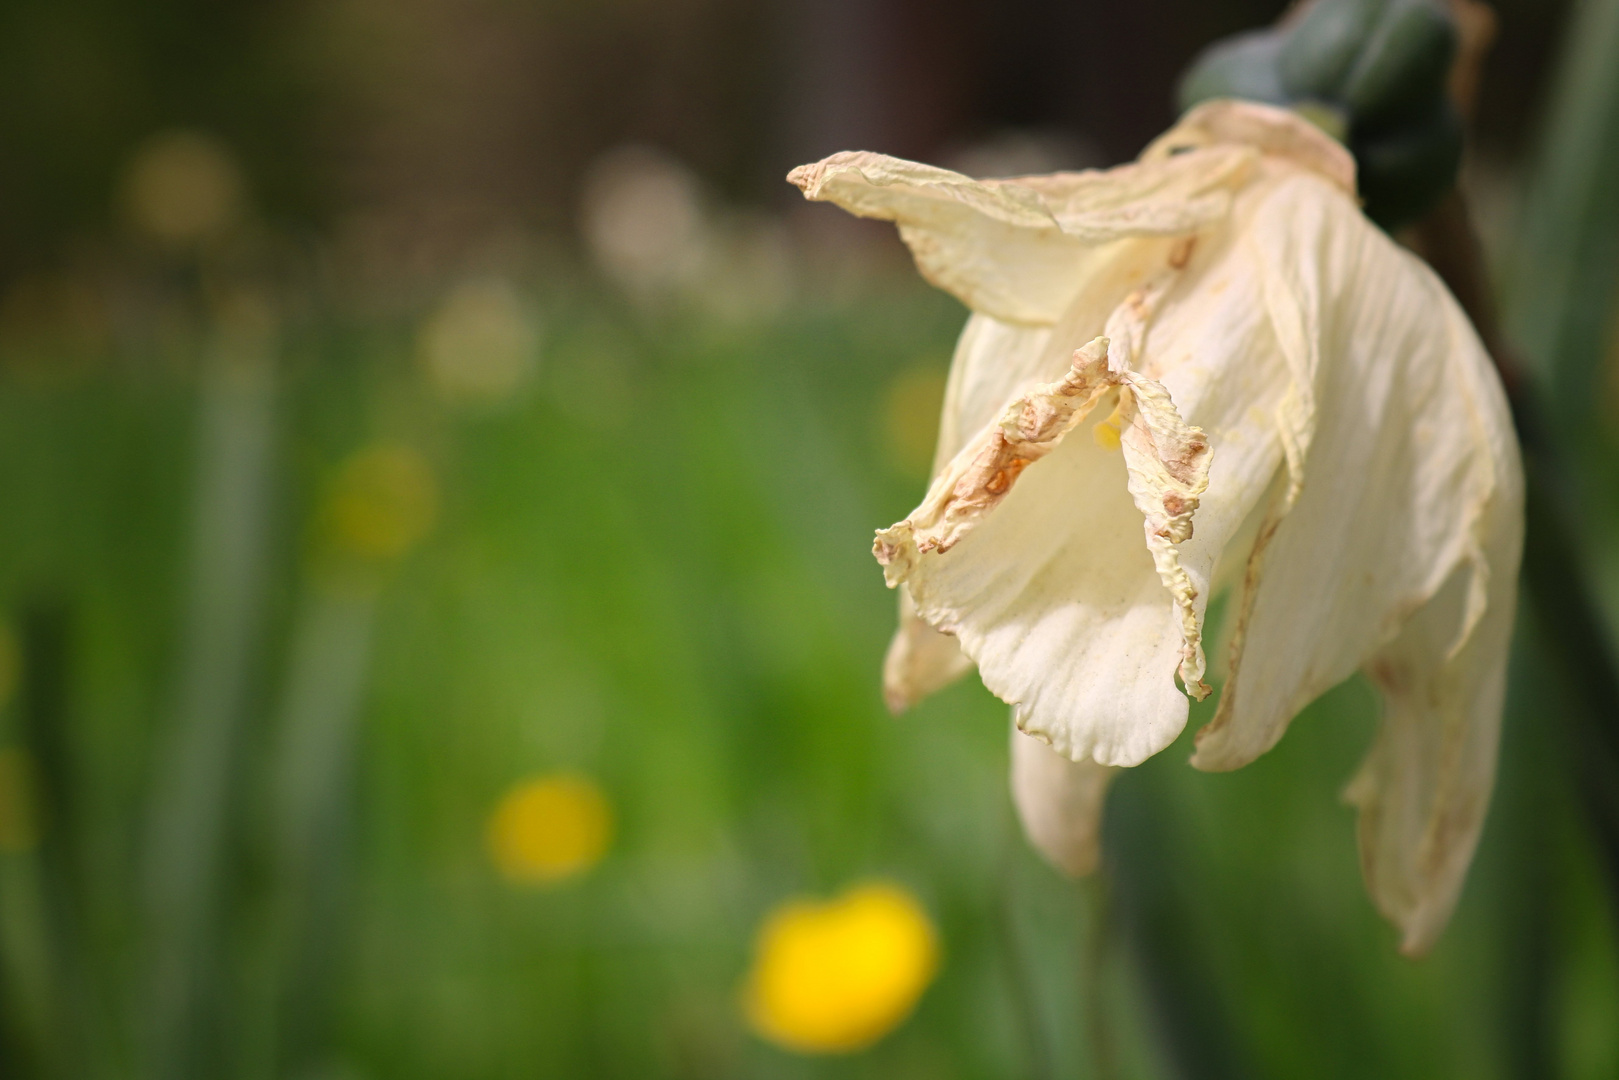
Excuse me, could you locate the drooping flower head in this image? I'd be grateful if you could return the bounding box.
[789,101,1522,955]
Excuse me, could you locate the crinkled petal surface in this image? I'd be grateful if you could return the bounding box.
[1185,175,1523,951]
[862,149,1327,765]
[787,146,1255,325]
[872,335,1219,766]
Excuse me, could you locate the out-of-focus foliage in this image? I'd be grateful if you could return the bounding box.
[0,270,1616,1079]
[0,0,1615,1077]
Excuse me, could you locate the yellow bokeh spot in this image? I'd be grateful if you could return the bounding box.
[418,278,540,404]
[486,774,613,885]
[0,747,39,854]
[325,444,438,562]
[121,130,245,245]
[883,365,948,478]
[743,882,939,1054]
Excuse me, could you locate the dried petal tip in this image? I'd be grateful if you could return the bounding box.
[872,337,1124,587]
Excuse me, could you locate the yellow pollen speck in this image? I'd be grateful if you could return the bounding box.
[742,881,939,1054]
[1093,420,1121,452]
[486,774,613,885]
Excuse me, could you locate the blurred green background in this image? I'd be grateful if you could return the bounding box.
[0,0,1617,1077]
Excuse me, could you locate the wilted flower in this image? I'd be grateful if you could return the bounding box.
[789,101,1522,954]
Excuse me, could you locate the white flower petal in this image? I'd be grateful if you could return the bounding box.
[875,338,1206,766]
[1011,724,1118,876]
[1192,175,1522,780]
[786,148,1253,324]
[1142,99,1357,197]
[1345,538,1516,956]
[882,587,973,713]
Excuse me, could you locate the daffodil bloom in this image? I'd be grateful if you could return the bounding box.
[789,100,1522,954]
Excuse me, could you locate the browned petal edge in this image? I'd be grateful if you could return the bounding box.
[1120,370,1214,698]
[871,337,1118,585]
[1190,499,1285,766]
[1352,640,1488,959]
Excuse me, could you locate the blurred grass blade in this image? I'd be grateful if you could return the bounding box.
[1103,777,1247,1080]
[1505,0,1619,430]
[14,602,106,1077]
[142,323,277,1080]
[255,586,377,1077]
[1498,0,1619,910]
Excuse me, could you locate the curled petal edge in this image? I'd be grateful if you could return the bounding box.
[874,336,1213,699]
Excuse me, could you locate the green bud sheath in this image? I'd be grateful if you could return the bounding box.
[1176,0,1461,231]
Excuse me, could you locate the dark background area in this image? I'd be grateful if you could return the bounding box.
[0,0,1573,281]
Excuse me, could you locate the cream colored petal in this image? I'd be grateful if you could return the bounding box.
[882,587,974,713]
[1010,723,1118,876]
[876,196,1309,765]
[991,147,1254,231]
[1142,99,1357,196]
[932,233,1208,457]
[881,314,1053,714]
[786,149,1252,324]
[1345,528,1517,955]
[888,243,1201,715]
[875,339,1203,766]
[932,314,1056,472]
[1193,175,1523,791]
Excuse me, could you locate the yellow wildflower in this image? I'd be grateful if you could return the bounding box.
[325,443,438,563]
[486,774,613,885]
[743,882,938,1054]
